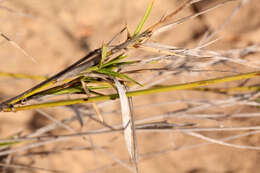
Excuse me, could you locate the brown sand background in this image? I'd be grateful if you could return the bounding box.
[0,0,260,172]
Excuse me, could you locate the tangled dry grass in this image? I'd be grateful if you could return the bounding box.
[0,0,260,172]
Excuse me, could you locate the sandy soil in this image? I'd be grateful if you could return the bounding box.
[0,0,260,173]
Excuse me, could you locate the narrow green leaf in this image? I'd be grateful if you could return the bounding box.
[84,65,99,73]
[132,0,154,38]
[95,68,142,86]
[99,43,107,68]
[120,73,143,86]
[88,85,110,90]
[0,132,21,147]
[95,68,122,78]
[0,141,19,147]
[102,54,128,68]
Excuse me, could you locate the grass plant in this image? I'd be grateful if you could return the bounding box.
[0,0,259,172]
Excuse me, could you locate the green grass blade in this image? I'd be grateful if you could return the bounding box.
[99,43,107,68]
[132,0,154,38]
[120,73,143,86]
[95,68,142,86]
[95,68,121,77]
[102,54,128,68]
[83,65,99,73]
[0,71,48,81]
[4,71,260,112]
[0,141,19,147]
[0,132,22,147]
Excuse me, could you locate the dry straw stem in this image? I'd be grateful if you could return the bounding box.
[34,110,135,172]
[2,124,260,152]
[87,129,260,172]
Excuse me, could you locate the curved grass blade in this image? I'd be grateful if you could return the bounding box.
[114,79,137,169]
